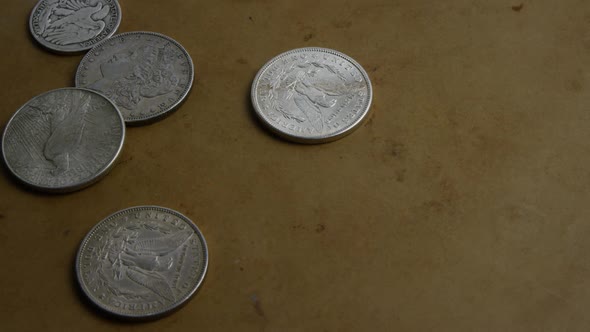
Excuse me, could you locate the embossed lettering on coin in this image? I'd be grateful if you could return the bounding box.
[76,206,208,318]
[251,47,372,143]
[29,0,122,53]
[76,32,194,124]
[1,88,125,192]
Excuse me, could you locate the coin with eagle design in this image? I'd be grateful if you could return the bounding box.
[76,206,208,318]
[251,47,372,143]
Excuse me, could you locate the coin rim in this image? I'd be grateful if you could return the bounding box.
[251,47,373,144]
[75,206,209,319]
[28,0,122,54]
[1,87,126,193]
[74,31,195,125]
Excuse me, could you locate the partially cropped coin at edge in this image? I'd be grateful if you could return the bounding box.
[29,0,122,53]
[1,88,125,193]
[76,206,208,319]
[75,31,195,125]
[251,47,373,143]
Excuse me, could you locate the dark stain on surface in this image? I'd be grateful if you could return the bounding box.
[251,295,265,318]
[236,57,248,65]
[333,20,352,29]
[292,224,306,231]
[117,156,134,166]
[395,169,406,182]
[390,142,407,159]
[364,104,377,127]
[315,223,326,233]
[63,229,71,237]
[303,33,314,41]
[421,200,446,213]
[511,3,524,12]
[567,79,583,93]
[0,213,4,219]
[414,176,460,218]
[248,16,254,22]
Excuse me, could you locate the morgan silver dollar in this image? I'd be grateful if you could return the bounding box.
[76,206,208,319]
[1,88,125,193]
[251,47,373,143]
[29,0,122,53]
[75,31,195,125]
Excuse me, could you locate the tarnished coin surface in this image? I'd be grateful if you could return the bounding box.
[1,88,125,193]
[76,206,208,319]
[75,31,195,125]
[29,0,122,53]
[251,47,373,143]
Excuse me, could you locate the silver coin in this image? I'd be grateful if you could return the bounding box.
[75,31,195,125]
[1,88,125,193]
[29,0,122,53]
[76,206,208,319]
[251,47,373,143]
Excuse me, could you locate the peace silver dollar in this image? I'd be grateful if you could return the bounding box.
[1,88,125,193]
[75,31,195,125]
[251,47,373,143]
[76,206,208,319]
[29,0,122,53]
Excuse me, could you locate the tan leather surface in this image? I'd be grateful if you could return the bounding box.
[2,0,590,330]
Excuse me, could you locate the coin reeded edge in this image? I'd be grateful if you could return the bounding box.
[74,31,195,125]
[250,47,373,144]
[1,87,126,193]
[74,205,209,319]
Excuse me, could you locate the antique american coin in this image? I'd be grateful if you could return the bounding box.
[76,206,208,319]
[29,0,122,53]
[1,88,125,193]
[251,47,373,143]
[75,31,195,125]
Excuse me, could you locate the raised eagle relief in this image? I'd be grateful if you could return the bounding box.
[35,0,111,45]
[252,48,373,143]
[76,207,208,318]
[29,0,121,52]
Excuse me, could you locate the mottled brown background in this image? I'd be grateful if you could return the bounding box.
[2,0,590,331]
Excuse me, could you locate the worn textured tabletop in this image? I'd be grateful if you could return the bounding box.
[2,0,590,331]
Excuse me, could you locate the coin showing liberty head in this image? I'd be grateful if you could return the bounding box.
[75,31,195,125]
[29,0,122,53]
[1,88,125,193]
[76,206,209,319]
[251,47,373,143]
